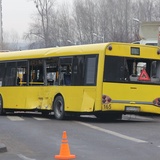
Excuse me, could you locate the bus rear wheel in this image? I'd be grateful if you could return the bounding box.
[53,96,65,120]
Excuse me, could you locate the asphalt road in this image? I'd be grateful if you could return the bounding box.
[0,113,160,160]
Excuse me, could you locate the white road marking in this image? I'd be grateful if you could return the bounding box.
[17,154,36,160]
[76,121,147,143]
[33,117,49,121]
[123,114,153,121]
[7,116,50,121]
[7,116,24,121]
[80,115,96,118]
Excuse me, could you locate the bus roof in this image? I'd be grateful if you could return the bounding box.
[0,43,108,61]
[0,42,158,61]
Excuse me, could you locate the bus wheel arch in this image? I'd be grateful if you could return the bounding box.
[53,94,65,120]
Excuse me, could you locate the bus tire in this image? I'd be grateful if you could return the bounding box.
[53,96,65,120]
[0,95,4,115]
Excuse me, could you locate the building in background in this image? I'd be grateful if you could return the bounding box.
[133,21,160,46]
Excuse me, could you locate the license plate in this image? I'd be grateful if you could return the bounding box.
[125,106,140,112]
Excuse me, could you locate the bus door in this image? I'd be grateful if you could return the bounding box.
[27,59,48,109]
[2,61,28,109]
[81,55,98,112]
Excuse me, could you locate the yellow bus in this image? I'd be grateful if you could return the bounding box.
[0,42,160,120]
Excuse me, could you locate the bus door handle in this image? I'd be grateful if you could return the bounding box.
[130,87,137,89]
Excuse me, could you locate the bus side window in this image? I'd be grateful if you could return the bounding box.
[72,56,85,86]
[17,61,28,86]
[46,57,59,85]
[151,61,160,82]
[0,63,5,86]
[4,62,17,86]
[103,56,126,82]
[155,61,160,79]
[123,58,130,81]
[59,57,72,86]
[29,59,44,85]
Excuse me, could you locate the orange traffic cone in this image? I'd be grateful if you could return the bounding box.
[54,131,76,160]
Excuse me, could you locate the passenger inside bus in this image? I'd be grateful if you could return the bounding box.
[63,65,71,85]
[23,71,27,82]
[17,76,20,85]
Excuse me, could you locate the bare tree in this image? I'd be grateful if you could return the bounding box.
[25,0,56,48]
[73,0,99,44]
[25,0,160,48]
[57,4,75,46]
[3,30,20,51]
[138,0,154,21]
[151,0,160,21]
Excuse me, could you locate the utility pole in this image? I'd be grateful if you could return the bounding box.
[0,0,3,50]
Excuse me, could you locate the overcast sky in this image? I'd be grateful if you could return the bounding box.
[2,0,70,39]
[2,0,35,37]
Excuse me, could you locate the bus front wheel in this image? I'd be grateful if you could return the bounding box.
[53,96,65,120]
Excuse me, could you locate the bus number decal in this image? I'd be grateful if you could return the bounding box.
[103,104,111,110]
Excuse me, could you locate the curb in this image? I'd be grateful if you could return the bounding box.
[0,143,7,153]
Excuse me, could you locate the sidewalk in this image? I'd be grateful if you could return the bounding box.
[0,143,7,153]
